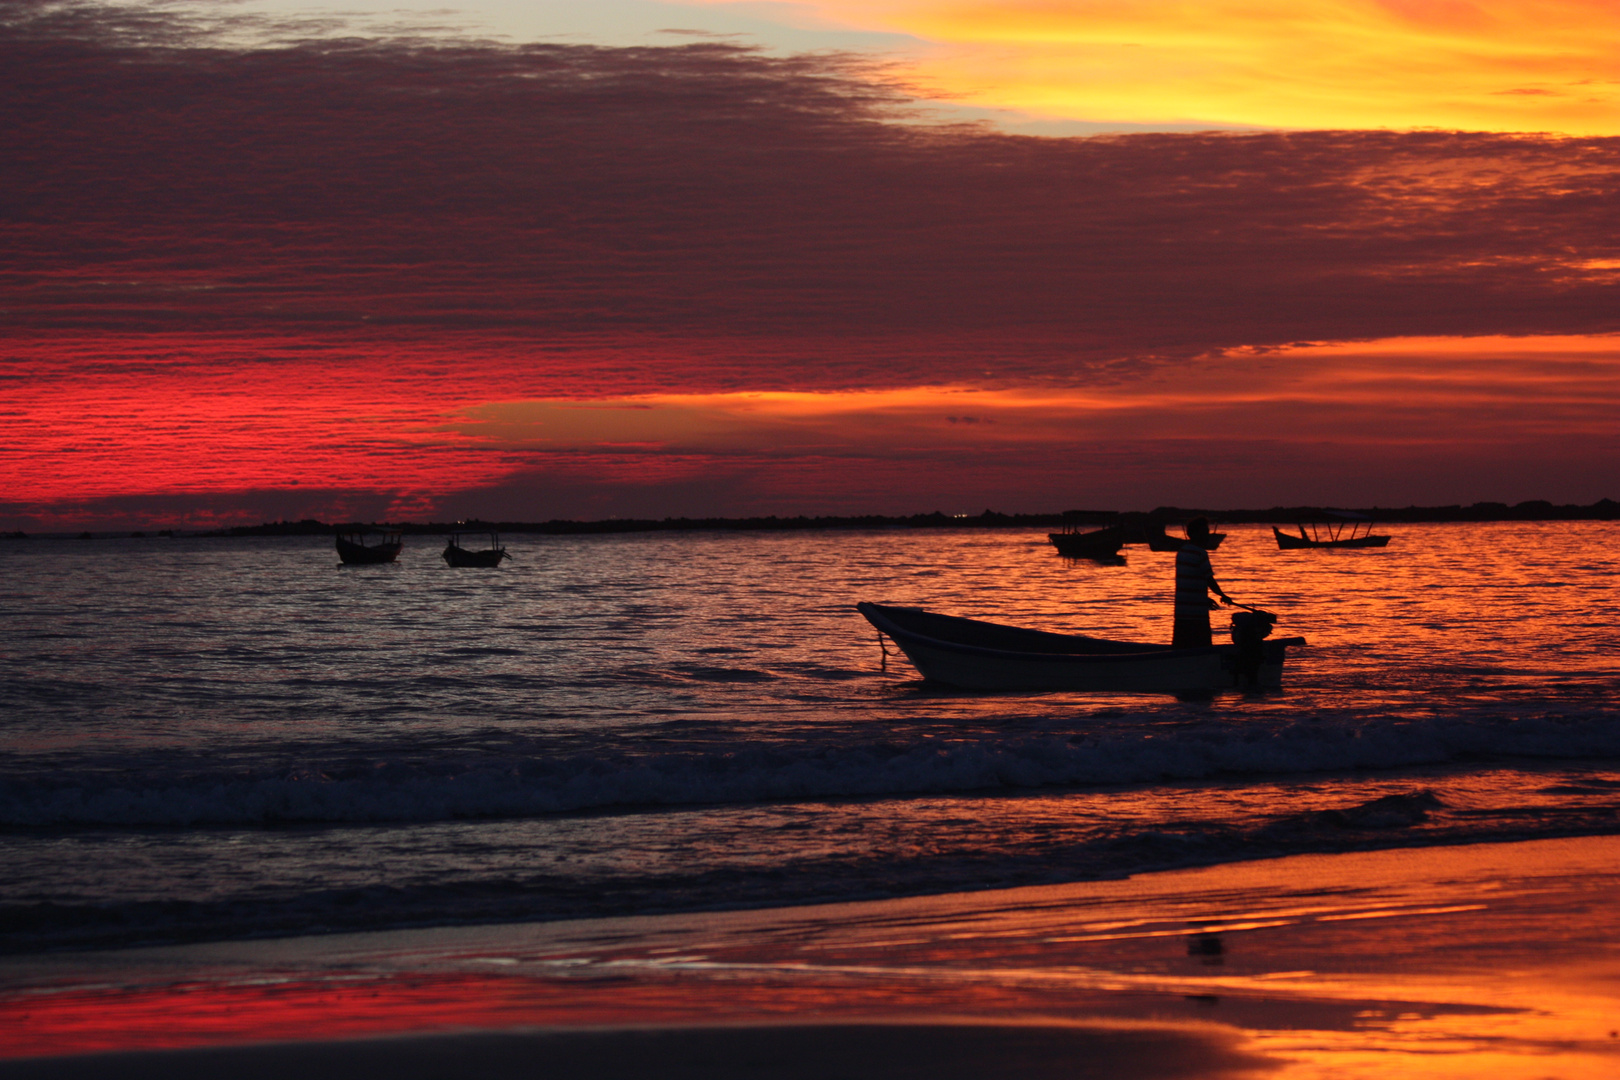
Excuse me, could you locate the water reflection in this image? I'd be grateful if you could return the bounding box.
[1187,929,1225,965]
[8,837,1619,1078]
[2,521,1615,755]
[2,522,1618,954]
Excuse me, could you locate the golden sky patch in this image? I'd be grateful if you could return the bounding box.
[788,0,1620,132]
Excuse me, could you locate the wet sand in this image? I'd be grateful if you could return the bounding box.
[5,835,1620,1079]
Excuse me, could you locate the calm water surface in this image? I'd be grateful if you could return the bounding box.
[2,522,1617,951]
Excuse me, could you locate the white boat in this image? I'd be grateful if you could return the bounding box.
[857,602,1305,692]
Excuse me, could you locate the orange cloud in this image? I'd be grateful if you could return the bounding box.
[452,334,1620,453]
[791,1,1620,132]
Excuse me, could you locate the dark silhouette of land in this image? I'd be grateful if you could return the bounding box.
[188,498,1618,538]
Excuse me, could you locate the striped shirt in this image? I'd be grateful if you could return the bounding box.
[1175,542,1216,612]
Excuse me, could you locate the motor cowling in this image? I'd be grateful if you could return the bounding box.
[1229,609,1277,645]
[1229,609,1278,689]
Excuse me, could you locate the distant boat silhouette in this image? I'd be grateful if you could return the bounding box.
[1050,515,1224,558]
[1274,511,1391,549]
[443,531,509,567]
[336,530,402,564]
[1139,520,1225,552]
[1048,512,1130,557]
[1049,524,1127,558]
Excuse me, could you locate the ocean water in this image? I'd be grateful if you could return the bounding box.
[2,521,1617,953]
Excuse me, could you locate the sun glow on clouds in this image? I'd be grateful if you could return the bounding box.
[7,7,1620,526]
[8,334,1615,527]
[457,335,1620,452]
[765,0,1620,133]
[141,0,1619,133]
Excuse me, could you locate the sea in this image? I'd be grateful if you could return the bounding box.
[2,521,1617,955]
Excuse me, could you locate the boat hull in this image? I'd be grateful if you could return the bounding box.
[1145,532,1225,552]
[857,602,1302,692]
[1054,524,1225,555]
[1273,527,1390,549]
[336,538,402,564]
[443,546,508,567]
[1048,526,1126,557]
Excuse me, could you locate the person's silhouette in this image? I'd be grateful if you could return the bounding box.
[1173,517,1230,647]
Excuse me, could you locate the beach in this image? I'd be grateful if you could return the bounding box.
[6,834,1620,1078]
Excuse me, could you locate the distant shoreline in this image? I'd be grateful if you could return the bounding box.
[9,497,1613,540]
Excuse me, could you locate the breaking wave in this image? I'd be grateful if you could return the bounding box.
[7,706,1619,828]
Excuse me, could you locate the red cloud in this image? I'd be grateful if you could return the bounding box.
[3,2,1619,524]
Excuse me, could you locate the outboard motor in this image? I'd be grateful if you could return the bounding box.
[1229,609,1278,689]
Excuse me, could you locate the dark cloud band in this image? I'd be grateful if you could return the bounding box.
[4,0,1619,392]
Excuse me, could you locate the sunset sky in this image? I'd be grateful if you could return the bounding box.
[3,0,1618,527]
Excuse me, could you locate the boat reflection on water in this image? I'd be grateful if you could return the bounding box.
[1060,552,1127,567]
[1187,929,1225,965]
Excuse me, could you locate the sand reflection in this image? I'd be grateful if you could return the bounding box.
[5,836,1619,1077]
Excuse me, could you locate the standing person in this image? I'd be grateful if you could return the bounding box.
[1174,517,1230,647]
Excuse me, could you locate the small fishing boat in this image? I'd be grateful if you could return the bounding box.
[1048,522,1128,558]
[335,530,402,565]
[443,530,509,567]
[1140,521,1226,552]
[1273,511,1390,550]
[1050,515,1224,557]
[858,602,1304,692]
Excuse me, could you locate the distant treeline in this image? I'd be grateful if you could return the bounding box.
[13,499,1613,539]
[190,498,1618,537]
[1147,498,1620,525]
